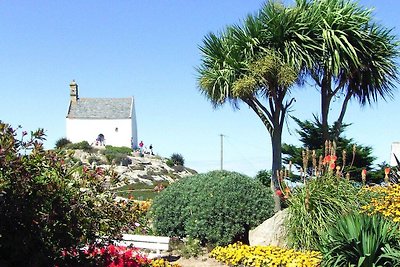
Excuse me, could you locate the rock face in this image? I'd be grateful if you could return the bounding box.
[72,150,197,188]
[249,209,288,248]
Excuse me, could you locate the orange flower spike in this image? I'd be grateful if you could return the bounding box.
[329,162,336,170]
[322,155,331,165]
[362,169,367,176]
[385,167,391,175]
[361,169,367,185]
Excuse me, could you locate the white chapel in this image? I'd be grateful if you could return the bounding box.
[66,80,138,148]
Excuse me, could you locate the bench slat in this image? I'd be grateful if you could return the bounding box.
[116,240,169,251]
[122,234,170,244]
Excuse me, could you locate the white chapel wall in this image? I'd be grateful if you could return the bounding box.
[390,142,400,166]
[66,118,132,148]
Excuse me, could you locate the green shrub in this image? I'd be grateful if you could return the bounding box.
[55,137,71,149]
[319,213,400,267]
[170,153,185,166]
[103,145,132,164]
[67,140,92,151]
[0,122,139,266]
[166,158,174,167]
[150,170,274,246]
[88,156,106,165]
[179,237,203,259]
[254,169,271,187]
[104,145,132,155]
[286,175,368,250]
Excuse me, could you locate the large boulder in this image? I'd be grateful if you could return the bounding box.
[249,209,288,248]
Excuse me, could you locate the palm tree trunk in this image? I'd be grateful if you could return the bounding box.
[321,76,332,142]
[271,127,282,212]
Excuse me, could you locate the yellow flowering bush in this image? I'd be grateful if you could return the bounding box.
[151,258,181,267]
[210,242,321,267]
[360,184,400,222]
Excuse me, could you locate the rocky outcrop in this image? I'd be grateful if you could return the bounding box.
[249,209,288,248]
[71,150,197,189]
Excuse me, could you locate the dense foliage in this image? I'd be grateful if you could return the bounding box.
[0,122,138,266]
[282,117,376,180]
[55,137,72,149]
[286,175,368,250]
[150,170,274,246]
[170,153,184,166]
[319,213,400,266]
[254,169,272,187]
[210,242,321,267]
[67,140,92,151]
[102,145,133,165]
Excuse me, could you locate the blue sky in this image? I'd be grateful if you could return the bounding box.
[1,0,399,176]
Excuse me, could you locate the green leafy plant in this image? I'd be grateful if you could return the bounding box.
[67,140,92,151]
[55,137,72,149]
[0,122,141,266]
[102,145,132,164]
[319,213,400,267]
[286,175,368,250]
[170,153,184,166]
[166,159,174,167]
[150,170,274,246]
[88,155,106,165]
[254,169,272,187]
[179,237,203,259]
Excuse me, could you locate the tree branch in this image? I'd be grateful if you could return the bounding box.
[243,98,274,135]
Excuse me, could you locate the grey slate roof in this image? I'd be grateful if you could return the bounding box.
[67,97,133,119]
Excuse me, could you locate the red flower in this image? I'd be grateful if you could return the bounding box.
[385,167,391,175]
[329,162,335,170]
[275,189,283,197]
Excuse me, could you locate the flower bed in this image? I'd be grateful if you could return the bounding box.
[361,184,400,222]
[210,242,321,267]
[59,244,180,267]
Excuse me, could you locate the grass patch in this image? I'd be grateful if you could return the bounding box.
[113,182,170,200]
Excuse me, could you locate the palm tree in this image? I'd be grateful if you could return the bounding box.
[197,2,305,211]
[302,0,399,141]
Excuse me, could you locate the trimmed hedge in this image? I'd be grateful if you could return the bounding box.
[150,170,274,246]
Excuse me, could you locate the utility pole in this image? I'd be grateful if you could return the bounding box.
[220,134,224,170]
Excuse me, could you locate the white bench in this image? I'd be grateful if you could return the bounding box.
[114,234,170,258]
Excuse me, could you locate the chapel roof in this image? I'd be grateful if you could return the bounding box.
[66,97,133,119]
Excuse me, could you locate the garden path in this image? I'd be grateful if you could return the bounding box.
[173,256,227,267]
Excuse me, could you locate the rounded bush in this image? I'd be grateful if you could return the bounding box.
[170,153,185,166]
[150,170,274,246]
[55,137,71,149]
[67,140,92,151]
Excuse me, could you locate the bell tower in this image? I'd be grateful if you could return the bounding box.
[70,80,78,102]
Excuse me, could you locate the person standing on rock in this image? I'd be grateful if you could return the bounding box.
[149,144,154,155]
[139,141,144,154]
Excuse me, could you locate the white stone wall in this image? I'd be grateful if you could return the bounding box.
[66,118,133,148]
[390,142,400,166]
